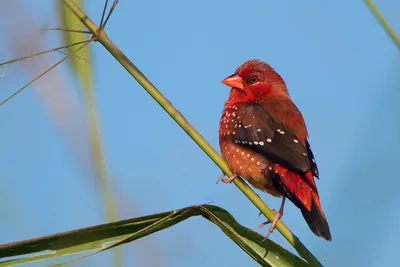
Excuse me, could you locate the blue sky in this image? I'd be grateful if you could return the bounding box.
[0,1,399,266]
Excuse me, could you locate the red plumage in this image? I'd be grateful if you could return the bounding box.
[219,60,331,240]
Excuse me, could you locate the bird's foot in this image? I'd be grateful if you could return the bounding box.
[255,209,276,229]
[216,173,238,184]
[259,209,283,242]
[255,197,286,242]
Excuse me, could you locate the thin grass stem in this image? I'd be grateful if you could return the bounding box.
[0,41,91,107]
[0,40,91,67]
[365,0,400,50]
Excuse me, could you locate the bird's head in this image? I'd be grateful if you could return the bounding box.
[222,59,289,105]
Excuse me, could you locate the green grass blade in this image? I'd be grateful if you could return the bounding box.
[0,205,308,267]
[58,2,122,266]
[59,0,92,80]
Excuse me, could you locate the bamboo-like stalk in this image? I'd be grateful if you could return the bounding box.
[365,0,400,50]
[62,0,322,265]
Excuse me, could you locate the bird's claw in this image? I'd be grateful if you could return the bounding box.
[257,209,276,220]
[255,209,276,229]
[254,221,270,230]
[261,209,283,243]
[216,173,238,184]
[256,197,286,242]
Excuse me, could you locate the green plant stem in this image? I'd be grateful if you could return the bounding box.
[365,0,400,50]
[0,40,91,67]
[62,0,322,265]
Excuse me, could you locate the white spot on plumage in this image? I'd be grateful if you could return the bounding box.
[259,141,264,146]
[239,166,242,169]
[236,149,239,152]
[225,125,228,128]
[249,168,252,172]
[268,167,272,170]
[244,124,252,128]
[247,154,250,157]
[277,129,285,134]
[239,125,242,127]
[251,158,254,161]
[266,138,272,143]
[241,152,244,156]
[257,129,261,132]
[256,161,261,166]
[312,158,316,163]
[303,153,308,156]
[232,112,236,117]
[254,141,258,145]
[233,131,236,134]
[294,139,299,143]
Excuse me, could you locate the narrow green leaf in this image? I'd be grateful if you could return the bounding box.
[59,0,92,83]
[0,205,308,267]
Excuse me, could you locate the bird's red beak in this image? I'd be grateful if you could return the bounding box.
[221,74,244,90]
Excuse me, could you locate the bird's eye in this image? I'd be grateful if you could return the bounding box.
[247,75,259,84]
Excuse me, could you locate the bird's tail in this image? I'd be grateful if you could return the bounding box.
[273,165,332,241]
[300,193,331,241]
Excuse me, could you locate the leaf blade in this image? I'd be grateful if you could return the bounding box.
[0,205,307,267]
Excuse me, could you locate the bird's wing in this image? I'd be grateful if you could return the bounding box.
[232,103,316,176]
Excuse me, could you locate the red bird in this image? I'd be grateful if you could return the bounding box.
[218,59,331,241]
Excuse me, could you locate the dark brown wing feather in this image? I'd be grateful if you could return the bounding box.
[233,103,315,174]
[306,140,319,178]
